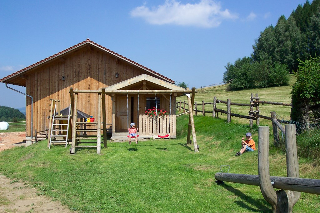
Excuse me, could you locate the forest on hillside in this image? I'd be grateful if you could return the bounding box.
[0,106,26,122]
[224,0,320,90]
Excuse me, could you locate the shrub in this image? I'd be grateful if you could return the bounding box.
[291,56,320,128]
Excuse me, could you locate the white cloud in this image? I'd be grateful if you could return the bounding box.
[130,0,238,28]
[0,66,14,72]
[264,12,271,19]
[246,12,256,21]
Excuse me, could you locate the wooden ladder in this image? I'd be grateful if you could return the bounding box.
[49,101,71,148]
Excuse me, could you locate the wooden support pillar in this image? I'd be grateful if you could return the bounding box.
[97,92,101,154]
[187,94,198,152]
[70,88,77,154]
[102,89,107,148]
[187,88,195,144]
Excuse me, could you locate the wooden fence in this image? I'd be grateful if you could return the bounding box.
[215,125,320,212]
[139,114,176,138]
[177,93,291,127]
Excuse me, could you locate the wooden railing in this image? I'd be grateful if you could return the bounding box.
[177,93,292,127]
[139,114,176,138]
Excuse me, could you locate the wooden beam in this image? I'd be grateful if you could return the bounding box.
[215,173,320,195]
[104,90,193,94]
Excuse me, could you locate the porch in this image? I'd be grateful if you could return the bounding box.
[111,114,176,142]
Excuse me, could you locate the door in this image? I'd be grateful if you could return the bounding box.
[115,96,130,132]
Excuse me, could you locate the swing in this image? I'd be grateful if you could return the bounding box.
[127,93,139,139]
[158,134,169,138]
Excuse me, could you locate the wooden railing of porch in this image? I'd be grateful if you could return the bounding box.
[139,115,176,138]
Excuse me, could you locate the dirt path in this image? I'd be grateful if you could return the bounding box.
[0,132,75,213]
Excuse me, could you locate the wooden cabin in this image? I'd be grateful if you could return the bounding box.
[0,39,190,141]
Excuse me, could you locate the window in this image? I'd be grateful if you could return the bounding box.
[146,97,160,110]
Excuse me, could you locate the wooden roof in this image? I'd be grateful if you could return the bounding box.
[104,74,191,95]
[0,39,174,86]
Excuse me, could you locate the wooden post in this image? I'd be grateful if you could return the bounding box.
[285,124,301,207]
[255,94,260,126]
[195,102,197,116]
[183,101,186,113]
[271,112,279,146]
[70,88,77,154]
[187,88,195,144]
[227,99,231,123]
[250,93,253,128]
[215,173,320,195]
[187,94,198,152]
[259,125,301,212]
[202,101,205,116]
[97,92,101,154]
[179,101,181,112]
[102,88,107,148]
[258,126,277,211]
[48,99,54,148]
[213,97,216,118]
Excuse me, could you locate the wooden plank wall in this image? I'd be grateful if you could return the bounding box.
[25,46,164,137]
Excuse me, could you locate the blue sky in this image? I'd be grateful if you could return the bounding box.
[0,0,308,109]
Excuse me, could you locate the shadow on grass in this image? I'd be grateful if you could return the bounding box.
[128,147,138,151]
[216,181,272,212]
[178,143,193,151]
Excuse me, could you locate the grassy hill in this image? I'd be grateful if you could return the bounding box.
[0,76,319,212]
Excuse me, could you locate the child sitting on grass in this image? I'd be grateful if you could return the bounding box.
[128,123,138,144]
[235,132,256,156]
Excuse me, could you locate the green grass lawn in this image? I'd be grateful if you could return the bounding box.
[0,115,319,212]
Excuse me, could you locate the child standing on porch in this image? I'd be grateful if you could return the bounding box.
[128,123,138,144]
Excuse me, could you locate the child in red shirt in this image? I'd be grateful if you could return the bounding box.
[128,123,138,144]
[235,132,256,156]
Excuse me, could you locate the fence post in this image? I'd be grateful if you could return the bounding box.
[213,97,216,118]
[227,99,231,123]
[250,93,254,128]
[183,101,186,113]
[271,112,279,146]
[258,126,277,211]
[255,94,260,126]
[259,125,301,212]
[285,124,301,208]
[202,101,205,116]
[179,101,181,112]
[195,102,197,116]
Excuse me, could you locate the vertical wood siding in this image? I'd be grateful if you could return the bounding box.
[25,46,164,136]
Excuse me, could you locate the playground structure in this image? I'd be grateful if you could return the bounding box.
[215,125,320,212]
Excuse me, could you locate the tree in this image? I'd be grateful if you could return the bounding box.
[176,82,188,89]
[0,106,25,122]
[252,26,276,63]
[291,56,320,129]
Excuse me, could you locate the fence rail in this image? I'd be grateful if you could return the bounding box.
[177,93,291,126]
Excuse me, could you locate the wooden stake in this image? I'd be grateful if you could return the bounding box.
[187,94,198,152]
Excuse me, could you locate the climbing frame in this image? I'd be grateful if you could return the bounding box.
[69,88,107,154]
